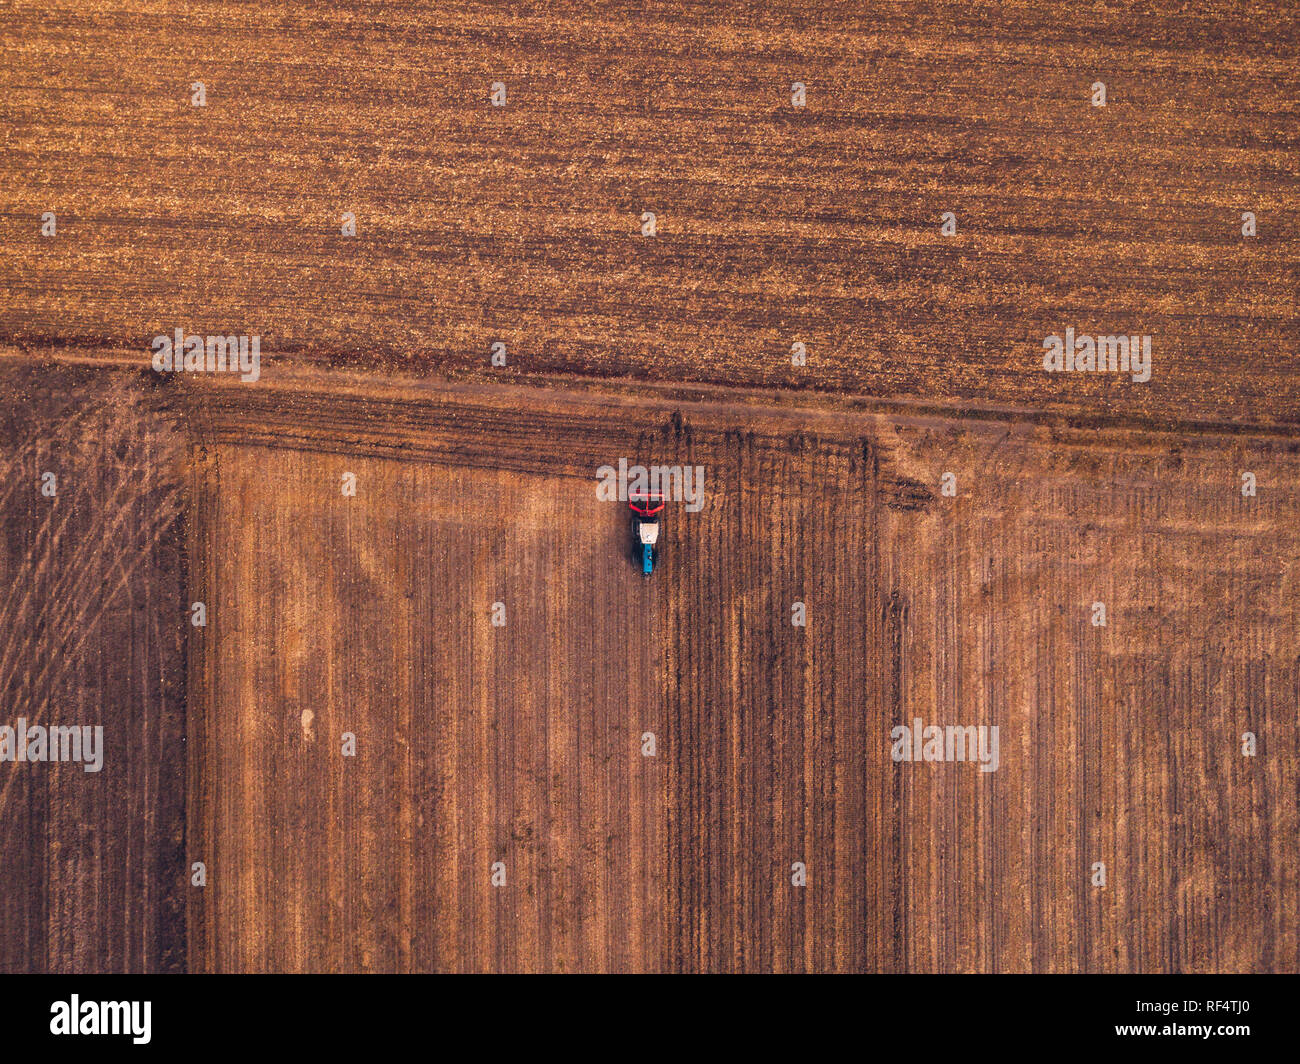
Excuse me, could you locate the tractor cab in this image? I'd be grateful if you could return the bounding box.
[628,491,665,576]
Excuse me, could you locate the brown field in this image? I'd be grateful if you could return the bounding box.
[184,368,1300,972]
[0,367,186,973]
[1,1,1298,426]
[1,0,1298,975]
[6,360,1295,973]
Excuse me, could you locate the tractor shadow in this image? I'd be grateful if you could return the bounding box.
[624,513,644,572]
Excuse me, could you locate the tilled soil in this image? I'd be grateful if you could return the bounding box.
[179,368,1298,972]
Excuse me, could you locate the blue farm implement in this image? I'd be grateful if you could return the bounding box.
[629,491,665,576]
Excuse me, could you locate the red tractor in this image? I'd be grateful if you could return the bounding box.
[628,490,665,576]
